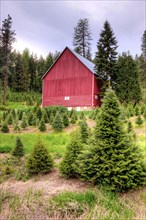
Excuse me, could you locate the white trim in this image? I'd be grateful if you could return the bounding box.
[92,74,94,106]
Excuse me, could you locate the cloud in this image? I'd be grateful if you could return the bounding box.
[1,0,145,57]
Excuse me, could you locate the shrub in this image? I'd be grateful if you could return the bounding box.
[1,123,9,133]
[12,137,24,157]
[135,115,143,126]
[75,90,146,192]
[26,140,53,175]
[52,111,64,132]
[38,119,46,132]
[79,120,89,144]
[59,130,83,178]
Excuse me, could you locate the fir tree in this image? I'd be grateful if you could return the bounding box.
[73,18,92,58]
[28,111,34,126]
[7,113,13,125]
[38,118,46,132]
[94,20,118,88]
[0,14,16,105]
[135,115,143,126]
[21,113,28,129]
[1,122,9,133]
[79,112,86,120]
[59,130,83,178]
[36,107,42,120]
[26,140,53,175]
[63,113,69,127]
[12,136,24,157]
[75,90,146,192]
[79,120,89,144]
[52,111,64,132]
[115,52,142,104]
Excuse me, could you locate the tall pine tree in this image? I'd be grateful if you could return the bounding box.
[0,14,16,104]
[94,20,118,92]
[73,18,92,59]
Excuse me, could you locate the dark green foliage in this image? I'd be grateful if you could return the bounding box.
[21,113,28,129]
[70,110,78,124]
[63,113,69,127]
[135,106,140,116]
[28,111,34,126]
[115,52,142,104]
[49,113,54,125]
[75,90,146,192]
[59,130,83,178]
[1,122,9,133]
[38,118,46,132]
[127,121,133,133]
[79,112,86,120]
[52,111,64,132]
[94,20,118,91]
[26,140,53,175]
[42,110,49,123]
[79,120,89,144]
[135,115,143,126]
[12,137,24,157]
[143,110,146,120]
[7,113,13,125]
[36,107,42,120]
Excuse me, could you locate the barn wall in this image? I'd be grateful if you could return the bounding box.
[42,48,99,107]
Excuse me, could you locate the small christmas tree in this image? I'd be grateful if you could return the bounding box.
[12,137,24,157]
[52,111,64,132]
[79,120,89,144]
[28,112,34,126]
[42,110,49,123]
[63,113,69,127]
[75,90,146,192]
[59,130,83,178]
[1,122,9,133]
[79,112,86,120]
[38,118,46,132]
[135,115,143,126]
[7,113,13,125]
[36,107,42,120]
[21,113,28,129]
[26,140,53,175]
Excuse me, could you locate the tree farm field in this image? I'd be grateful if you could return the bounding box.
[0,103,146,220]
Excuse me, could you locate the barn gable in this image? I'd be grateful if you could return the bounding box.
[42,47,100,108]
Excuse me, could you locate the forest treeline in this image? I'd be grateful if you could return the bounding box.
[0,15,146,105]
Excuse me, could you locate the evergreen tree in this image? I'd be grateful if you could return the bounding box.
[0,14,16,105]
[7,113,13,125]
[115,52,142,104]
[1,122,9,133]
[79,120,89,144]
[36,55,46,92]
[59,130,83,178]
[21,48,31,91]
[26,140,53,175]
[45,52,53,70]
[28,111,34,126]
[21,113,28,129]
[52,111,64,132]
[36,107,42,120]
[94,20,118,91]
[63,113,69,127]
[73,18,92,58]
[38,118,46,132]
[75,90,146,192]
[12,136,24,157]
[135,115,143,126]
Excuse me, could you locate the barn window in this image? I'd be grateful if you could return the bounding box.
[95,95,98,100]
[64,96,70,100]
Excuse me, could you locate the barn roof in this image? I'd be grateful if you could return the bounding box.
[42,46,96,79]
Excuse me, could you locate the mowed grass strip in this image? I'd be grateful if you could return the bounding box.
[0,133,70,156]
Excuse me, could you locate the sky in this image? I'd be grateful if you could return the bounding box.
[1,0,146,58]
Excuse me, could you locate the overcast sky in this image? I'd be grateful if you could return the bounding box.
[1,0,146,58]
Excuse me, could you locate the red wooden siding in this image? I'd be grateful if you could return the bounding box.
[42,48,100,108]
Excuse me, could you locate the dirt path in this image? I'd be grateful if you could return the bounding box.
[0,168,91,196]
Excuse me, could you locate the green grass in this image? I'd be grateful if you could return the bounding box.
[0,132,70,156]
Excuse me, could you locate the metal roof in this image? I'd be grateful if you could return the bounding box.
[42,46,96,79]
[68,47,96,74]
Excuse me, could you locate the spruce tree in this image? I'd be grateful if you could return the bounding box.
[135,115,143,126]
[73,18,92,58]
[94,20,118,88]
[52,111,64,132]
[21,113,28,129]
[12,136,24,157]
[115,52,142,104]
[59,130,83,178]
[63,113,69,127]
[38,118,46,132]
[75,90,145,192]
[26,140,53,175]
[1,122,9,133]
[79,120,89,144]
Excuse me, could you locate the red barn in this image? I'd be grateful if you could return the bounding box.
[42,47,100,110]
